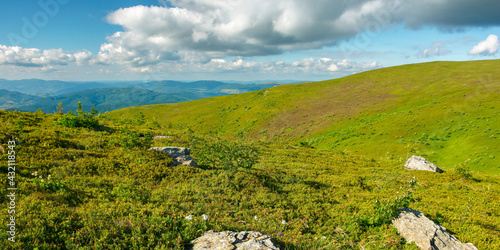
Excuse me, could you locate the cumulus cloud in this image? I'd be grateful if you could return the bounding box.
[416,41,452,58]
[0,45,92,67]
[95,1,400,66]
[147,57,382,76]
[93,0,500,68]
[468,34,499,55]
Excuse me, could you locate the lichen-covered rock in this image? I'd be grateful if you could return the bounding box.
[189,230,280,250]
[404,155,443,173]
[392,208,477,250]
[149,147,198,168]
[173,155,199,168]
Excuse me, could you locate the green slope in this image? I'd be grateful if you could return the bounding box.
[108,60,500,174]
[1,110,499,248]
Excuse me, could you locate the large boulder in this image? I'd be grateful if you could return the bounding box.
[189,230,280,250]
[404,156,443,173]
[149,147,198,168]
[392,208,477,250]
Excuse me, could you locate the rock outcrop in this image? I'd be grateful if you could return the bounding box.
[392,208,477,250]
[149,147,198,168]
[404,156,443,173]
[189,230,280,250]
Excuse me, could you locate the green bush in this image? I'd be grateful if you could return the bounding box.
[455,160,473,180]
[357,190,416,228]
[191,135,258,170]
[56,102,99,129]
[113,129,153,149]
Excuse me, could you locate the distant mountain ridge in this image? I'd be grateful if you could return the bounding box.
[0,79,110,97]
[0,89,44,110]
[13,88,201,113]
[0,79,283,113]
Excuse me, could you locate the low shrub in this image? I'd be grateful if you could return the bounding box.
[56,102,99,130]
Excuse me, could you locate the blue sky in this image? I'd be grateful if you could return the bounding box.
[0,0,499,82]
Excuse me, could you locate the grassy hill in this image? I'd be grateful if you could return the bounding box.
[0,110,499,249]
[108,60,500,174]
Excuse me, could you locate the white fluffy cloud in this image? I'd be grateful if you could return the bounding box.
[148,57,382,76]
[93,0,500,67]
[0,45,92,67]
[416,41,452,58]
[4,0,500,76]
[95,1,401,66]
[468,34,499,55]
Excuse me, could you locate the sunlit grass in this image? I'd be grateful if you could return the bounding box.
[1,110,499,249]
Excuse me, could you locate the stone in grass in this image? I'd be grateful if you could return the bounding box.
[149,147,198,168]
[392,208,477,250]
[189,230,281,250]
[404,155,443,173]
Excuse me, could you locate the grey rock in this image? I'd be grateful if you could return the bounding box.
[153,135,172,140]
[149,147,198,168]
[404,155,443,173]
[392,208,477,250]
[172,155,199,168]
[190,230,280,250]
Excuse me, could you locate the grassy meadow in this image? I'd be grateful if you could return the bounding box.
[109,60,500,174]
[1,60,499,249]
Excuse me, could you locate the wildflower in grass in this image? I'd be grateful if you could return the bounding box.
[41,179,44,182]
[39,176,42,179]
[48,175,51,180]
[281,220,286,225]
[185,215,193,220]
[32,171,38,176]
[202,214,208,220]
[254,215,258,221]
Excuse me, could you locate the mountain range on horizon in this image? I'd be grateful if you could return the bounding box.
[0,79,297,113]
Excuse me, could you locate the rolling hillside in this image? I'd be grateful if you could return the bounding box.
[108,60,500,174]
[1,108,499,249]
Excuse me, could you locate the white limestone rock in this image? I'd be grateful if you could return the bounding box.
[149,147,198,168]
[189,230,280,250]
[404,155,443,173]
[392,208,477,250]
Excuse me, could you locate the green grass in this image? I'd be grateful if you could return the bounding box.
[1,109,499,249]
[108,59,500,174]
[1,60,499,249]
